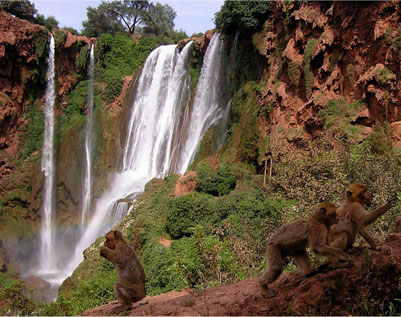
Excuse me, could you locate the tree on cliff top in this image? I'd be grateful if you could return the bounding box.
[0,0,37,22]
[142,3,176,36]
[215,0,270,35]
[82,0,178,38]
[82,2,125,38]
[106,0,149,35]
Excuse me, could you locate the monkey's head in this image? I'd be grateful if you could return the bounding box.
[346,183,371,205]
[104,230,126,249]
[313,202,337,226]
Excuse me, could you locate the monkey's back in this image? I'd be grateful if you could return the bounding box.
[268,219,313,254]
[116,243,145,286]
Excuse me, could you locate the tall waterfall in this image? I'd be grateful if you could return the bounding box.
[63,33,231,278]
[65,41,194,273]
[39,34,56,273]
[82,43,95,225]
[176,33,230,173]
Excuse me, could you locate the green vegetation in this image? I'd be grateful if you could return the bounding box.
[376,67,395,84]
[35,14,59,31]
[0,0,37,22]
[304,38,318,99]
[288,61,301,86]
[319,99,366,141]
[385,27,401,51]
[82,0,184,38]
[215,0,270,35]
[58,80,88,142]
[18,102,44,161]
[97,33,160,103]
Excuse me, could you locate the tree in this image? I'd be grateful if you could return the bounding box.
[82,1,125,38]
[35,14,59,31]
[0,0,37,21]
[106,0,149,35]
[142,3,176,36]
[214,0,270,35]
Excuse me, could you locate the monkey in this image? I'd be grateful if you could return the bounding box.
[100,230,146,311]
[329,183,397,250]
[259,202,352,293]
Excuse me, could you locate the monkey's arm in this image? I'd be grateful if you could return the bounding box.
[359,226,377,249]
[362,196,397,226]
[100,246,119,263]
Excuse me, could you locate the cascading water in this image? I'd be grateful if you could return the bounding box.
[61,33,231,283]
[65,41,194,273]
[176,33,231,173]
[82,43,95,225]
[39,34,56,274]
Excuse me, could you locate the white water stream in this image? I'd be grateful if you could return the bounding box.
[38,34,56,274]
[82,43,95,225]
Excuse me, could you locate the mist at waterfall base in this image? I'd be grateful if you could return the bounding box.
[25,33,232,302]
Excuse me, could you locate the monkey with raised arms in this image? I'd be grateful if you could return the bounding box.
[100,230,146,311]
[329,183,397,250]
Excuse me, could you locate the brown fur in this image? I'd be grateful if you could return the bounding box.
[329,183,397,250]
[100,230,146,311]
[259,203,352,290]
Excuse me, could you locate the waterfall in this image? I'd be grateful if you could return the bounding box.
[82,43,95,225]
[176,33,231,173]
[62,33,231,280]
[39,34,56,273]
[65,41,194,273]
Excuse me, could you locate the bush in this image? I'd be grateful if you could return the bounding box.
[142,242,186,295]
[195,162,238,196]
[166,193,215,238]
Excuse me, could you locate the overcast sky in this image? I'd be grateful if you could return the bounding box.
[30,0,224,36]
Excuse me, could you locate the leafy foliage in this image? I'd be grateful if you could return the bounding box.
[18,102,44,161]
[35,14,59,31]
[82,2,125,38]
[142,3,176,36]
[166,192,215,238]
[0,0,37,21]
[215,0,270,35]
[97,33,160,103]
[106,0,150,34]
[319,99,366,141]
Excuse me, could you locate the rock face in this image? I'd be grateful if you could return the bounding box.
[250,1,401,154]
[83,233,401,316]
[0,11,93,258]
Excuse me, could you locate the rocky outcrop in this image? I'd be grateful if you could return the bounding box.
[174,171,197,196]
[83,233,401,316]
[251,1,401,153]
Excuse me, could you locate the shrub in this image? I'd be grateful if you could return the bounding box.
[166,193,215,238]
[195,162,239,196]
[142,242,186,295]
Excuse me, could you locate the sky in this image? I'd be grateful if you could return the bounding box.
[30,0,224,36]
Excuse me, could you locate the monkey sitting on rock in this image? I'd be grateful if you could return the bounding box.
[259,202,352,295]
[100,230,146,312]
[329,183,397,250]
